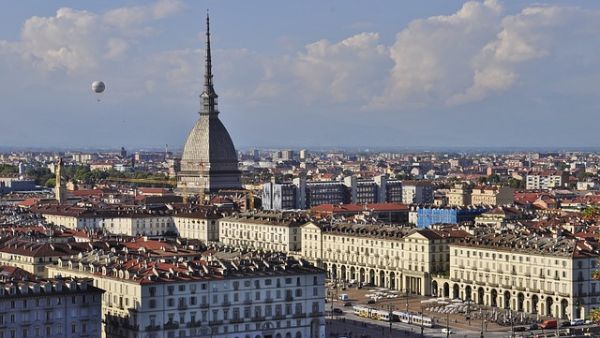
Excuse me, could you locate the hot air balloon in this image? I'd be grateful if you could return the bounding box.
[92,81,105,101]
[92,81,105,93]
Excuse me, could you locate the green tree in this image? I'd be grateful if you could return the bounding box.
[0,164,19,176]
[44,178,56,188]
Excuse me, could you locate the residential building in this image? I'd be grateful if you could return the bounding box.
[432,234,600,320]
[526,171,568,190]
[172,211,221,242]
[402,181,434,204]
[47,251,326,338]
[470,186,514,206]
[219,212,305,252]
[35,205,177,236]
[446,184,472,207]
[262,176,404,211]
[0,277,103,338]
[0,239,92,277]
[301,222,463,295]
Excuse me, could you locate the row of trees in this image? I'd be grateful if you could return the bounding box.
[13,164,169,188]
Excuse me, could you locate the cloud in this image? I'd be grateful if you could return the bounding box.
[291,32,391,104]
[103,0,184,27]
[371,0,503,109]
[450,5,600,105]
[1,0,183,74]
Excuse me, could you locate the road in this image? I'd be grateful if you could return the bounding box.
[326,308,512,338]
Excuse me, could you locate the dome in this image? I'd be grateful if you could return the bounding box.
[181,115,238,169]
[177,13,241,194]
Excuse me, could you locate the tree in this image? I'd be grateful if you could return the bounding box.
[0,164,18,176]
[583,206,600,219]
[44,178,56,188]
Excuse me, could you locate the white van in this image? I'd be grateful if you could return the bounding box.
[339,294,349,301]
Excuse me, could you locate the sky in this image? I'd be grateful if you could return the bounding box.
[1,0,600,151]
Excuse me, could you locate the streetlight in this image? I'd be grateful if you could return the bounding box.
[420,303,424,337]
[388,304,395,337]
[480,308,485,338]
[446,311,450,338]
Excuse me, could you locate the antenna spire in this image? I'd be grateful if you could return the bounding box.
[201,10,218,115]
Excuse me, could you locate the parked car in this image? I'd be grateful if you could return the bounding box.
[513,326,527,332]
[332,308,344,315]
[441,328,452,334]
[367,299,376,304]
[570,319,585,326]
[560,321,571,328]
[540,319,557,329]
[529,323,539,330]
[343,301,352,307]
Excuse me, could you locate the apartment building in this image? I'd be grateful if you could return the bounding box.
[446,184,472,207]
[172,211,221,242]
[302,222,462,295]
[0,238,93,277]
[432,233,600,320]
[35,205,176,236]
[262,175,404,211]
[0,278,103,338]
[526,171,568,190]
[470,186,514,206]
[219,212,306,253]
[47,251,326,338]
[402,181,434,204]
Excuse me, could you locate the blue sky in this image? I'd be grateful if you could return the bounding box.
[1,0,599,150]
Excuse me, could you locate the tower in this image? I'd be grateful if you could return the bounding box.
[55,158,65,204]
[177,13,242,196]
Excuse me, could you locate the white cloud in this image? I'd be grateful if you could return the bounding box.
[103,0,183,27]
[1,0,183,74]
[371,0,503,108]
[291,32,390,104]
[1,0,599,113]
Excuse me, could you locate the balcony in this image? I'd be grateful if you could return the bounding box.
[252,316,266,322]
[243,300,253,305]
[264,298,273,303]
[209,320,223,326]
[558,292,570,297]
[145,325,161,331]
[310,311,324,317]
[273,314,286,320]
[230,318,244,324]
[186,321,202,328]
[285,295,294,302]
[177,303,187,310]
[545,290,555,296]
[293,313,306,319]
[163,322,179,330]
[200,303,210,309]
[222,301,231,307]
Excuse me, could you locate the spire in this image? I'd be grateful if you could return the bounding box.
[201,10,218,116]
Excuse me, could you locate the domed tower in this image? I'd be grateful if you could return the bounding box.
[177,13,241,195]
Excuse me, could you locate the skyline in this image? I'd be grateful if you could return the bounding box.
[1,0,600,149]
